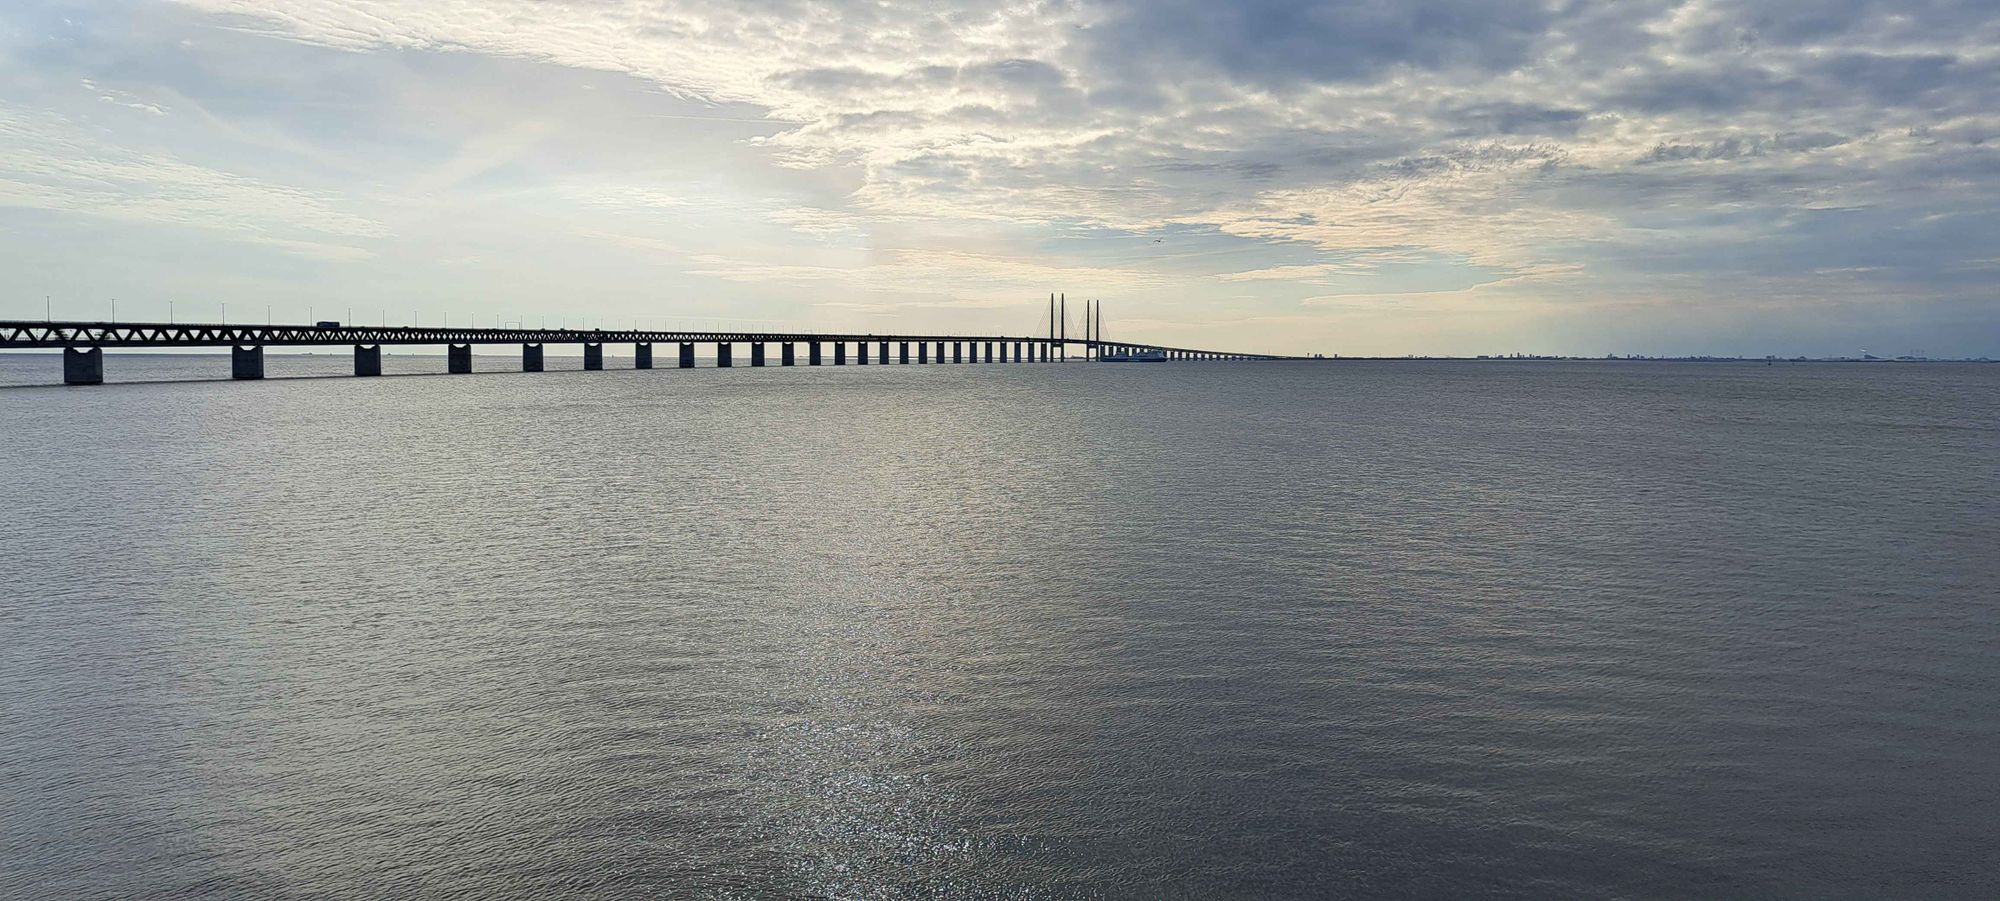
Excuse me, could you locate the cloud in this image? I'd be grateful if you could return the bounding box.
[7,0,1992,353]
[0,107,385,258]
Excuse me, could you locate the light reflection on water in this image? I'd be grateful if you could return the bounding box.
[2,357,1996,898]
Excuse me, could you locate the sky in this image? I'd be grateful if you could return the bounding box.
[2,0,1996,357]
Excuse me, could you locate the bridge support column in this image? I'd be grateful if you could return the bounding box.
[355,344,382,376]
[523,343,544,372]
[878,341,889,364]
[63,346,103,385]
[809,341,822,365]
[448,344,472,374]
[782,342,795,366]
[858,341,868,365]
[232,345,264,380]
[584,343,604,371]
[679,342,695,368]
[917,342,927,363]
[835,343,846,365]
[984,341,994,363]
[951,342,961,363]
[751,342,766,366]
[718,342,733,367]
[635,342,652,369]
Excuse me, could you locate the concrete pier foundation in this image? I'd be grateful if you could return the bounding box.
[835,343,846,365]
[899,342,909,364]
[879,341,890,364]
[809,341,822,365]
[936,341,945,363]
[953,342,963,363]
[984,341,994,363]
[523,343,544,372]
[718,342,733,367]
[751,342,766,366]
[635,343,653,369]
[857,341,868,364]
[63,346,102,385]
[355,344,382,376]
[584,343,604,370]
[448,344,472,374]
[679,342,695,368]
[918,342,928,363]
[233,345,264,380]
[781,342,795,365]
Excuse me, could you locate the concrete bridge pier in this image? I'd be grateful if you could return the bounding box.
[809,341,822,365]
[857,341,868,365]
[751,342,766,366]
[918,342,928,363]
[878,341,890,364]
[448,344,472,374]
[635,342,653,369]
[63,346,103,385]
[523,343,544,372]
[953,342,963,363]
[233,345,264,380]
[679,342,695,368]
[835,343,846,365]
[717,342,733,367]
[584,343,604,370]
[935,341,945,363]
[355,344,382,376]
[984,341,994,363]
[782,342,795,365]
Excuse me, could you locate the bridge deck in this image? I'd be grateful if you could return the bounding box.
[0,320,1289,360]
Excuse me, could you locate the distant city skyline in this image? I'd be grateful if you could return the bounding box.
[3,0,1997,358]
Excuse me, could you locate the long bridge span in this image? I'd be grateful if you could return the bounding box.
[2,320,1295,384]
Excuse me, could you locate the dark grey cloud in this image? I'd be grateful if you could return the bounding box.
[1640,132,1851,163]
[1442,103,1589,138]
[1083,0,1553,87]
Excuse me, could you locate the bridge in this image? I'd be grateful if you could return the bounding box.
[3,319,1293,384]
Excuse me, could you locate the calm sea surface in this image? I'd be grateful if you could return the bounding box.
[2,354,1995,899]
